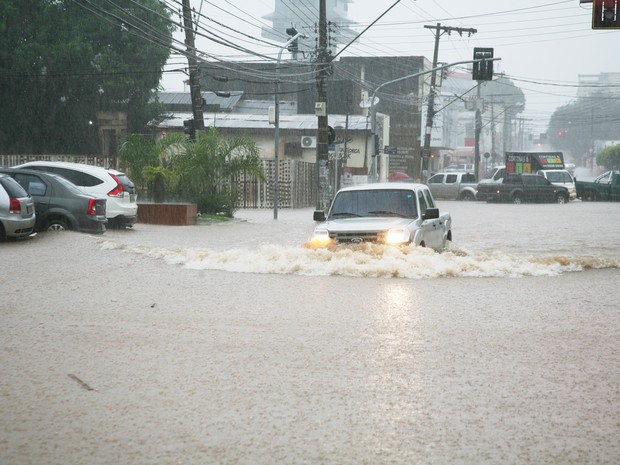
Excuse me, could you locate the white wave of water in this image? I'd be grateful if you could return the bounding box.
[97,239,620,279]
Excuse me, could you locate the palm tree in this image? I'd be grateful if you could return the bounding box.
[172,127,264,216]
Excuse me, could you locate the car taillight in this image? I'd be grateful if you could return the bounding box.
[107,173,124,197]
[9,198,21,213]
[88,198,97,216]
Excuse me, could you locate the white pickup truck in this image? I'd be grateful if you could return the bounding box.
[311,183,452,249]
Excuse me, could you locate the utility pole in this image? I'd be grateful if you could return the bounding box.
[182,0,204,132]
[421,24,476,180]
[474,84,482,181]
[315,0,329,210]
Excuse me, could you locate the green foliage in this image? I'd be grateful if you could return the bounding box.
[171,128,265,216]
[549,90,620,157]
[118,128,264,215]
[119,133,183,202]
[0,0,174,153]
[596,144,620,170]
[118,134,159,189]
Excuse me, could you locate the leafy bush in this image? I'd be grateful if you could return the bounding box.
[119,128,264,216]
[596,144,620,170]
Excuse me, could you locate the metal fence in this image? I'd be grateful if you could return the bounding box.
[1,154,317,209]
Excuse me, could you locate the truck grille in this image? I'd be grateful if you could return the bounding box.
[329,231,387,243]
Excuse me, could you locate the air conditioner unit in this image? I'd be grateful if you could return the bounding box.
[301,136,317,148]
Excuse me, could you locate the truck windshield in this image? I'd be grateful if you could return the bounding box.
[329,189,418,219]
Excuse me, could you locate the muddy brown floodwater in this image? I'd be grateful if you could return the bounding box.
[1,200,619,464]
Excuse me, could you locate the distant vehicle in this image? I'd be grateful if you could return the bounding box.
[505,151,565,175]
[478,152,566,202]
[311,182,452,249]
[537,169,576,200]
[0,168,107,234]
[427,171,477,201]
[476,166,506,201]
[0,173,36,241]
[477,173,569,204]
[444,163,474,172]
[575,170,620,201]
[14,161,137,228]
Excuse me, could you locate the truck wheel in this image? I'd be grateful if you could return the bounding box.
[460,191,475,201]
[555,193,568,204]
[511,193,523,204]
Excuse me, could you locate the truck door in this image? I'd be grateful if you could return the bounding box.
[444,173,459,199]
[612,173,620,201]
[427,173,446,199]
[418,189,443,248]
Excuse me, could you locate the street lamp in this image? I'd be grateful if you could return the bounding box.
[274,31,305,220]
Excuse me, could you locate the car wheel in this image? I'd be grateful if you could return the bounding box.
[0,222,6,241]
[45,218,69,232]
[460,191,475,201]
[556,193,568,204]
[511,194,523,204]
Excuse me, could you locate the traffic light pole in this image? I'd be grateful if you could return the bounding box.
[369,58,498,182]
[420,24,477,181]
[274,32,304,220]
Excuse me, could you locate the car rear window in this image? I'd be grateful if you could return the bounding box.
[113,173,136,193]
[53,167,103,187]
[0,176,29,198]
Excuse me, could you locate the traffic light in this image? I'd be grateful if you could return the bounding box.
[327,125,336,145]
[472,47,494,81]
[593,0,619,29]
[183,119,195,141]
[286,27,299,55]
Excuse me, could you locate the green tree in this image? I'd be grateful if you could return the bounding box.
[171,128,265,216]
[118,133,179,202]
[597,144,620,170]
[0,0,174,154]
[548,90,620,159]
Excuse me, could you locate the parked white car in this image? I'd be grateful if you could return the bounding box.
[311,183,452,249]
[14,161,138,228]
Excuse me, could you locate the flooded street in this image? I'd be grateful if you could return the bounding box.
[1,200,619,464]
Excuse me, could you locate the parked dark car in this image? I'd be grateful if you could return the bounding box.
[0,173,36,241]
[0,168,107,234]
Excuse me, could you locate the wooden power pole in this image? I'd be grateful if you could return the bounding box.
[182,0,204,132]
[315,0,329,210]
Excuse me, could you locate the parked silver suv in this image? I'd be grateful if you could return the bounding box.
[14,161,138,228]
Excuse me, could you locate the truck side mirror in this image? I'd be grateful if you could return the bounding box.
[313,211,326,222]
[422,208,439,220]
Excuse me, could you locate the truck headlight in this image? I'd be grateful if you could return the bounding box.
[306,228,333,248]
[385,228,410,245]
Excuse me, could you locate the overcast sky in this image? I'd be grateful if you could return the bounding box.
[161,0,617,133]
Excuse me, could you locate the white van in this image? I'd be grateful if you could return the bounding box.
[537,169,576,200]
[14,161,138,227]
